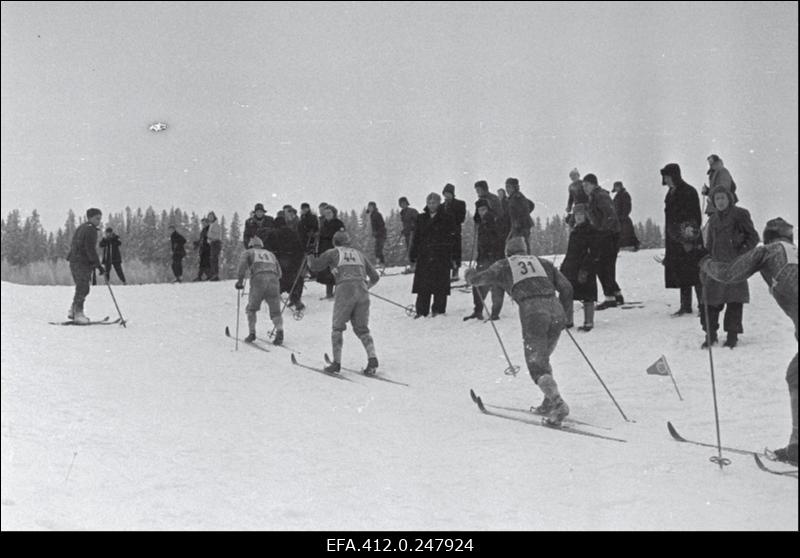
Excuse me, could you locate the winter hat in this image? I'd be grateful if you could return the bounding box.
[86,208,102,219]
[443,183,455,195]
[707,154,721,164]
[398,196,409,205]
[474,180,488,191]
[582,173,598,186]
[105,227,113,233]
[763,217,793,244]
[660,163,682,185]
[613,181,623,190]
[505,236,527,256]
[569,168,580,178]
[300,202,310,210]
[249,236,264,248]
[332,230,350,246]
[254,203,265,212]
[475,198,489,210]
[505,177,519,188]
[207,211,217,221]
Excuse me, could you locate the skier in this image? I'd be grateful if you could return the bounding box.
[168,224,186,283]
[307,231,381,375]
[235,236,285,345]
[465,236,574,426]
[99,227,127,284]
[559,203,599,331]
[66,208,105,324]
[700,217,798,466]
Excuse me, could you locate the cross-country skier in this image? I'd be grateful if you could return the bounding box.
[235,236,285,345]
[465,236,574,426]
[700,217,798,466]
[307,231,381,375]
[66,208,105,323]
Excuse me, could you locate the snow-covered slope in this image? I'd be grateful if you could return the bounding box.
[1,249,797,530]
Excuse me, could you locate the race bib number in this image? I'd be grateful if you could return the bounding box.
[337,247,364,267]
[779,242,798,265]
[254,250,277,265]
[509,255,547,285]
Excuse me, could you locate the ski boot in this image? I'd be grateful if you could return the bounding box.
[544,397,570,427]
[364,357,379,376]
[463,311,482,321]
[531,396,554,416]
[72,309,90,325]
[272,330,284,346]
[244,332,256,343]
[67,305,75,320]
[294,301,306,312]
[324,361,341,374]
[773,444,798,466]
[614,293,625,305]
[595,299,617,311]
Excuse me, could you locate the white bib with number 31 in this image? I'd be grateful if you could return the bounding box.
[254,250,277,265]
[508,255,547,286]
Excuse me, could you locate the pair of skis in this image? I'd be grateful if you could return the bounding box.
[290,354,408,386]
[49,316,122,326]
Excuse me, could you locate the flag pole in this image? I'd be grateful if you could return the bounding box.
[666,363,683,401]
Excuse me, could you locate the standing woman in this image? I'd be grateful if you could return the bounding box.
[700,186,760,348]
[317,205,345,299]
[409,192,457,317]
[206,211,223,281]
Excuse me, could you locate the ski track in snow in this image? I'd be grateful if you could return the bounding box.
[1,249,797,530]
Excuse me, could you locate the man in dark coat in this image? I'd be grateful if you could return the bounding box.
[504,177,535,253]
[702,154,738,216]
[168,225,187,283]
[700,217,798,465]
[194,218,211,281]
[317,205,345,298]
[99,226,127,284]
[366,201,387,266]
[398,197,419,272]
[583,174,623,309]
[298,203,320,253]
[66,207,104,323]
[661,163,704,316]
[464,199,506,321]
[267,216,307,311]
[243,203,275,248]
[612,181,640,251]
[442,183,467,280]
[699,186,760,348]
[410,192,458,317]
[560,203,599,331]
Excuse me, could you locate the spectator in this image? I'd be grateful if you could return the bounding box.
[612,181,640,251]
[565,167,588,226]
[168,224,187,283]
[317,205,345,299]
[298,202,320,253]
[496,188,511,237]
[410,192,457,317]
[559,204,599,331]
[243,203,274,248]
[582,174,624,309]
[398,196,419,273]
[504,177,535,253]
[267,216,306,312]
[206,211,222,281]
[442,183,467,281]
[702,154,738,216]
[99,226,127,285]
[463,198,505,321]
[366,201,387,266]
[194,217,211,281]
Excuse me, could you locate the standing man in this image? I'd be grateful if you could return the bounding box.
[504,177,535,253]
[298,202,320,254]
[243,203,275,248]
[612,181,640,251]
[465,236,574,426]
[700,217,797,466]
[702,154,738,217]
[206,211,223,281]
[235,236,285,345]
[410,192,458,317]
[168,224,187,283]
[661,163,704,316]
[565,168,588,227]
[398,196,419,273]
[442,183,467,281]
[463,199,506,321]
[99,226,127,285]
[583,174,623,309]
[366,201,387,267]
[307,231,381,375]
[66,208,104,323]
[194,217,212,281]
[268,215,306,312]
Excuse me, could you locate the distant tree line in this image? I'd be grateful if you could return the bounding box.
[1,206,663,283]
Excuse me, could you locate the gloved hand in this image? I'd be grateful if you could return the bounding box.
[235,281,244,290]
[96,265,105,276]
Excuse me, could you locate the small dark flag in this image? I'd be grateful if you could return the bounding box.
[647,355,670,376]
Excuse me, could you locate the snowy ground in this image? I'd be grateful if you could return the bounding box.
[1,249,797,531]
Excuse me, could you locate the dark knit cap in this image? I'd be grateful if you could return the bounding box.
[474,180,488,191]
[613,181,623,188]
[86,208,102,219]
[254,203,265,212]
[505,177,519,187]
[475,198,489,209]
[443,183,455,195]
[398,196,409,205]
[763,217,793,243]
[707,154,721,164]
[582,173,598,186]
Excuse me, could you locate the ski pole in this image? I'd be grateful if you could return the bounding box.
[702,284,730,470]
[269,256,308,338]
[104,274,127,327]
[564,328,632,422]
[368,291,416,317]
[477,289,519,376]
[235,285,242,351]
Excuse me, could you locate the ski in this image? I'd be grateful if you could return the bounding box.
[225,326,270,352]
[666,421,755,456]
[290,353,353,381]
[257,336,298,353]
[324,353,409,386]
[753,454,798,477]
[470,390,611,430]
[619,305,645,310]
[470,390,626,443]
[49,316,116,326]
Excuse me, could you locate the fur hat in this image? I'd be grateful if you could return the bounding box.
[505,177,519,188]
[505,236,527,256]
[254,203,265,212]
[443,183,455,195]
[763,217,793,244]
[660,163,682,185]
[332,230,350,246]
[249,236,264,248]
[86,208,102,219]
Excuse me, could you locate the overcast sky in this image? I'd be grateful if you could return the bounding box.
[2,1,797,233]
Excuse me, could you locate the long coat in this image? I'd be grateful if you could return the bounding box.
[702,189,760,305]
[267,224,305,293]
[316,217,344,286]
[560,223,599,302]
[99,234,122,264]
[613,188,639,248]
[410,208,457,295]
[664,180,703,288]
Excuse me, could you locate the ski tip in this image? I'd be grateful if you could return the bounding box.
[290,353,298,364]
[324,353,331,364]
[469,389,478,403]
[225,326,230,336]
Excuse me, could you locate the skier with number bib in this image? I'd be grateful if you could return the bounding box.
[235,236,285,346]
[307,231,381,375]
[700,217,798,466]
[465,236,574,426]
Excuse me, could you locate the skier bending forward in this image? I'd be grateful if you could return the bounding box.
[235,236,285,345]
[700,217,798,466]
[307,231,381,375]
[466,236,575,426]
